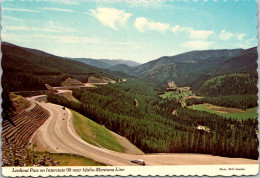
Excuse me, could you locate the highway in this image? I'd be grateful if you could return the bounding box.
[28,95,259,166]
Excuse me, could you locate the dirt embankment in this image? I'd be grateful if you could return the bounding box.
[109,131,144,155]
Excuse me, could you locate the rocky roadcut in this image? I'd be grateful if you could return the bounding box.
[3,144,59,167]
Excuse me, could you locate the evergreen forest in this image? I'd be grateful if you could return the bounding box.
[47,79,258,160]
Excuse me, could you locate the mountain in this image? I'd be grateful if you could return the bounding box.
[67,58,112,69]
[66,58,141,69]
[100,59,141,67]
[108,64,137,74]
[132,48,257,86]
[1,42,128,92]
[196,73,258,97]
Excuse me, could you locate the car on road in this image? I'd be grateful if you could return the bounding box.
[62,106,65,110]
[130,159,145,166]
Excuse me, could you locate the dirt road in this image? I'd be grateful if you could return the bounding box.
[29,95,258,166]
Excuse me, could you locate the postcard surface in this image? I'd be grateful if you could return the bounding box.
[1,0,259,177]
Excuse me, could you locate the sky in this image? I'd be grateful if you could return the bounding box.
[1,0,258,63]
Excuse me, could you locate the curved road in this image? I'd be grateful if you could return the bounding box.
[29,95,258,166]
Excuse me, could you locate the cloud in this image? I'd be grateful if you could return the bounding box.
[134,17,170,32]
[219,29,235,41]
[41,7,74,12]
[4,32,135,46]
[171,25,214,40]
[246,38,255,44]
[171,25,193,33]
[3,7,39,13]
[189,30,215,40]
[52,0,80,5]
[127,0,164,8]
[183,41,214,50]
[4,21,76,33]
[237,33,247,41]
[219,30,248,42]
[89,8,132,30]
[3,16,21,22]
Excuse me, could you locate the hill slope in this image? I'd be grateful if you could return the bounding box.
[100,59,141,67]
[1,42,126,92]
[108,64,136,74]
[196,73,258,97]
[133,47,257,86]
[66,58,112,69]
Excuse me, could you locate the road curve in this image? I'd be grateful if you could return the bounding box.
[29,95,258,166]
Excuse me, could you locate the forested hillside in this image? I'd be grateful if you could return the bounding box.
[1,42,127,92]
[48,80,258,160]
[129,47,257,87]
[195,73,257,96]
[67,58,111,69]
[108,64,136,74]
[185,73,258,110]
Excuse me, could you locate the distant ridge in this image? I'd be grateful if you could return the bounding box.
[99,59,141,67]
[66,58,141,69]
[108,64,136,74]
[131,47,257,86]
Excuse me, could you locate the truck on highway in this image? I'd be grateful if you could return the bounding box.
[130,159,145,166]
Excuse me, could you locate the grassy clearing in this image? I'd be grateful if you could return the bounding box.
[37,152,105,166]
[188,104,258,120]
[71,110,125,153]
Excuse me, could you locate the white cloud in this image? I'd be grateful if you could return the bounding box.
[237,33,247,41]
[41,7,74,12]
[3,31,135,46]
[171,25,214,40]
[3,7,39,13]
[219,30,248,42]
[4,21,76,33]
[189,30,215,40]
[3,16,21,22]
[171,25,193,33]
[134,17,170,33]
[127,0,164,8]
[134,17,148,32]
[219,29,235,41]
[183,41,214,50]
[246,38,255,44]
[171,25,181,33]
[89,8,132,30]
[52,0,80,5]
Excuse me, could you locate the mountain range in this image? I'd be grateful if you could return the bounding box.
[67,57,141,69]
[131,47,257,88]
[2,41,257,93]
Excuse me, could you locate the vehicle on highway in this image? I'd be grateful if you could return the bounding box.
[62,106,65,110]
[130,159,145,166]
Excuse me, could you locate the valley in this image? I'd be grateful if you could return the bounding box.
[1,42,258,167]
[29,93,258,166]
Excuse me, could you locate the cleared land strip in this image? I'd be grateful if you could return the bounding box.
[30,95,258,166]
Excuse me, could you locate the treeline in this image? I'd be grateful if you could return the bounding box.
[186,95,258,110]
[47,79,258,160]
